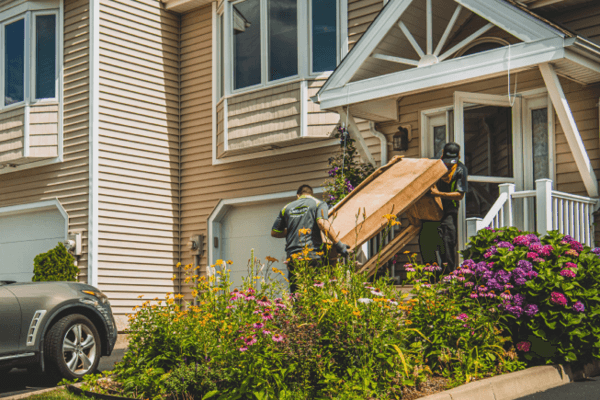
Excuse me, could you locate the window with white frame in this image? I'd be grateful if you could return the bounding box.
[217,0,346,97]
[1,10,58,109]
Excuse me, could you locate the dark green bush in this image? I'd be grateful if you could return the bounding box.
[32,242,79,282]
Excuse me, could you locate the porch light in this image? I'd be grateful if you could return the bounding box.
[393,126,409,152]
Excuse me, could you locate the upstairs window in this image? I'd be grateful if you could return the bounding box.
[1,11,58,109]
[221,0,346,95]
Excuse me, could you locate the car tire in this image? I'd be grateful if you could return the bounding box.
[44,314,102,380]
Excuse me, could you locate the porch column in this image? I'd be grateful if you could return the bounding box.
[536,179,553,236]
[539,63,599,198]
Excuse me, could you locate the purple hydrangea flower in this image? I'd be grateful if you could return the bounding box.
[526,271,538,279]
[562,235,575,243]
[592,248,600,256]
[570,241,583,253]
[573,301,585,313]
[524,304,539,317]
[507,305,524,318]
[497,241,515,251]
[513,294,526,306]
[515,277,527,285]
[526,234,540,243]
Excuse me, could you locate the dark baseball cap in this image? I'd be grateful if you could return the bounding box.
[442,142,460,165]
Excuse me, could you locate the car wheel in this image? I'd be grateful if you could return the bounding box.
[44,314,101,380]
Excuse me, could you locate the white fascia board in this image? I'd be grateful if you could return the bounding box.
[319,37,565,110]
[318,0,414,94]
[455,0,563,42]
[163,0,212,11]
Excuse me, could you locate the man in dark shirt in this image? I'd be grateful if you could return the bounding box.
[271,184,349,292]
[430,142,468,272]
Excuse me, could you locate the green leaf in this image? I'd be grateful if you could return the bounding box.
[202,390,220,400]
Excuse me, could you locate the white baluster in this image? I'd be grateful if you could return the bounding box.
[499,183,515,227]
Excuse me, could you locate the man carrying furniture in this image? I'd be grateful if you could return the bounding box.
[429,142,468,272]
[271,184,349,292]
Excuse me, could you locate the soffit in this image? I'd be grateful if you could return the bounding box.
[163,0,213,14]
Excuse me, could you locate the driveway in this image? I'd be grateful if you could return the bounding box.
[0,346,126,398]
[516,376,600,400]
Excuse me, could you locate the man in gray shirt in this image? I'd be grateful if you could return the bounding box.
[272,184,349,292]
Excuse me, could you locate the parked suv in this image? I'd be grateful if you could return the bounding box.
[0,281,118,380]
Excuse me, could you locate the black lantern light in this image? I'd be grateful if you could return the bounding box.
[393,126,409,152]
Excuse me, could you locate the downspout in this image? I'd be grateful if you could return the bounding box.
[177,14,182,298]
[369,122,388,166]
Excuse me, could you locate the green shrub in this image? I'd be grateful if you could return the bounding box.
[32,242,79,282]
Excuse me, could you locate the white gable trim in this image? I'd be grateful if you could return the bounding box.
[321,0,413,92]
[319,37,566,110]
[455,0,563,43]
[318,0,563,97]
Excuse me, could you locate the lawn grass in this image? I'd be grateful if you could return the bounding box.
[27,388,90,400]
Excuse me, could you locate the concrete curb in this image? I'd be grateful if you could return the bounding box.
[420,359,600,400]
[2,382,83,400]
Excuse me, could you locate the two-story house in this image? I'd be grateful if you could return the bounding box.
[0,0,598,329]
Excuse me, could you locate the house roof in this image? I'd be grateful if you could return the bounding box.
[315,0,600,118]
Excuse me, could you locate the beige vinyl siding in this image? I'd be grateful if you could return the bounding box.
[0,107,25,163]
[98,0,180,323]
[348,0,383,51]
[307,78,340,137]
[29,104,59,158]
[227,83,302,150]
[0,0,91,278]
[551,4,600,45]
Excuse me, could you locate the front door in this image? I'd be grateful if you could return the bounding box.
[454,92,523,248]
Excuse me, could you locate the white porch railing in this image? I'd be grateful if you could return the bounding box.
[467,179,599,247]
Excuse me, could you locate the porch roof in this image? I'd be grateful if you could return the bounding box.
[315,0,600,119]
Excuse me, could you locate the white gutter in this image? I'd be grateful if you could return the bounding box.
[369,122,387,166]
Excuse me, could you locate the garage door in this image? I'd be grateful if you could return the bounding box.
[0,209,66,282]
[221,201,290,289]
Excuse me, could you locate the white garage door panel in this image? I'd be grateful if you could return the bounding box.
[221,201,289,289]
[0,210,65,282]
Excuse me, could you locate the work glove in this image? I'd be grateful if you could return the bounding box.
[334,241,349,257]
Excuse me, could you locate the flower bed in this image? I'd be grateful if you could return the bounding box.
[77,222,600,399]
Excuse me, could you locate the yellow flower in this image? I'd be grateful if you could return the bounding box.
[254,276,261,280]
[167,298,174,305]
[166,292,172,297]
[137,295,144,299]
[291,253,300,260]
[171,274,177,281]
[298,228,312,236]
[192,290,198,297]
[405,320,413,325]
[383,213,397,221]
[175,294,184,299]
[176,262,182,268]
[265,256,279,263]
[184,277,191,283]
[391,220,401,226]
[403,250,410,254]
[341,289,348,294]
[316,251,324,256]
[352,310,361,316]
[227,260,233,264]
[216,271,222,275]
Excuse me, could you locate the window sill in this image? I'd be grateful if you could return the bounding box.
[225,73,334,100]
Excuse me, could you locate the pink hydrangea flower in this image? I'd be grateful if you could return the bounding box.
[516,341,531,352]
[527,252,538,259]
[550,292,568,306]
[565,262,578,269]
[539,245,554,256]
[560,269,576,278]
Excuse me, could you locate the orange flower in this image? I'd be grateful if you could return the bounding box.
[298,228,312,236]
[265,256,279,263]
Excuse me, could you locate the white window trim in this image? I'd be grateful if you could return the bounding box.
[420,105,453,159]
[225,0,348,97]
[30,10,60,104]
[0,0,63,173]
[0,5,60,110]
[207,187,325,270]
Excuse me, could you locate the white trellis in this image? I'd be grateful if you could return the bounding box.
[371,0,494,68]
